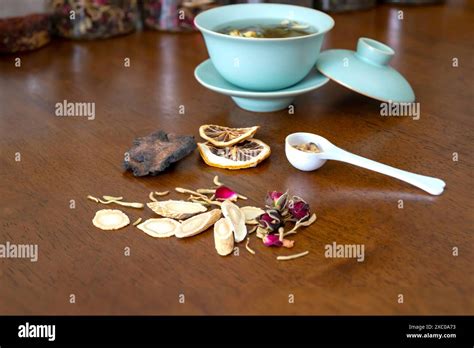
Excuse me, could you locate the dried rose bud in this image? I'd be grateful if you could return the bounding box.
[288,196,310,221]
[215,186,238,201]
[265,191,282,206]
[263,234,283,247]
[258,209,283,232]
[265,191,288,211]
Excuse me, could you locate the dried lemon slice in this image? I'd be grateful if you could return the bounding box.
[92,209,130,230]
[199,125,259,147]
[198,139,271,170]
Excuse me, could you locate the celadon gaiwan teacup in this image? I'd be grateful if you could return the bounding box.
[194,4,334,91]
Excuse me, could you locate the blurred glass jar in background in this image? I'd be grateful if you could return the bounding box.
[142,0,225,32]
[380,0,444,3]
[0,0,51,53]
[51,0,140,39]
[314,0,376,12]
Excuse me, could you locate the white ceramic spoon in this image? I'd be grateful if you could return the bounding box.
[285,133,446,196]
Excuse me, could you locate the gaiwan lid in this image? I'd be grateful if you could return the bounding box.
[316,38,415,103]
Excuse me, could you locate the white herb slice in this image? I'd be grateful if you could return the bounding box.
[221,200,247,243]
[137,218,181,238]
[147,200,207,219]
[92,209,130,231]
[175,209,221,238]
[240,206,264,223]
[214,218,234,256]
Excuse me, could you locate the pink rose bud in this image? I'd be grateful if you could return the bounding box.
[265,190,288,210]
[288,196,310,221]
[263,234,283,247]
[258,210,282,232]
[215,186,238,201]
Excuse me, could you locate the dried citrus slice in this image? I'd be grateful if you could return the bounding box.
[199,125,259,147]
[198,139,271,170]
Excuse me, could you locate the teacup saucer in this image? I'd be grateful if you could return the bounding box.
[194,59,329,112]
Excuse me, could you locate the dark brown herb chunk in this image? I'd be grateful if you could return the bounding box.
[123,130,197,176]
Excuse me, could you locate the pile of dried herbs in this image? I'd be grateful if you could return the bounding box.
[256,191,317,250]
[51,0,139,39]
[87,177,316,261]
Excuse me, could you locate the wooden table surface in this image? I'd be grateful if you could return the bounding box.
[1,2,472,315]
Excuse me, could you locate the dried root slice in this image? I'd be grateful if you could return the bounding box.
[150,191,170,202]
[87,195,99,203]
[240,206,264,224]
[92,209,130,231]
[245,238,256,255]
[283,213,317,236]
[132,217,142,226]
[188,195,222,207]
[147,200,207,219]
[137,218,181,238]
[213,175,224,187]
[97,198,144,209]
[155,191,169,196]
[149,192,158,202]
[175,209,221,238]
[110,200,144,209]
[247,225,258,235]
[197,188,216,194]
[277,251,309,261]
[221,200,247,243]
[175,187,208,200]
[214,218,234,256]
[191,199,210,206]
[256,226,264,238]
[103,195,123,201]
[88,195,143,208]
[246,219,259,225]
